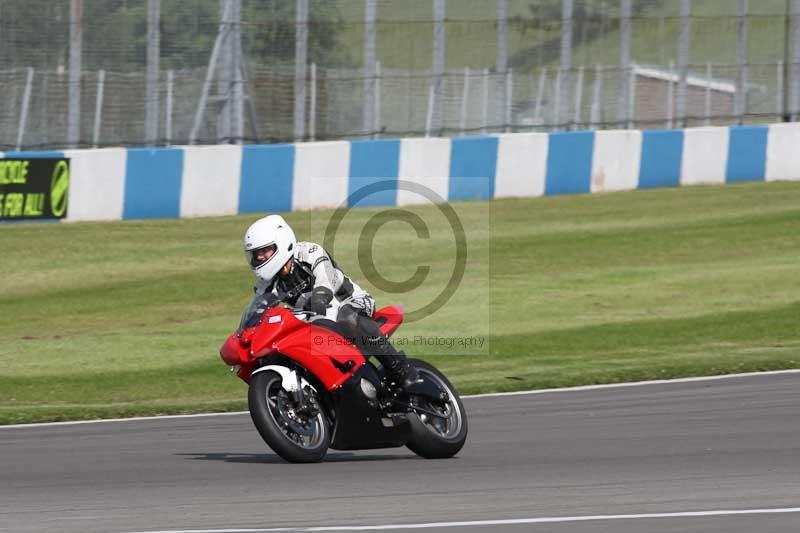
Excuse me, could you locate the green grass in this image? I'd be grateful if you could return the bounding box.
[1,181,800,424]
[330,0,795,131]
[333,0,792,70]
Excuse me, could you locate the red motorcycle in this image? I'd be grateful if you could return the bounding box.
[220,291,468,463]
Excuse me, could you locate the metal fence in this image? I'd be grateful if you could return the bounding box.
[2,0,800,150]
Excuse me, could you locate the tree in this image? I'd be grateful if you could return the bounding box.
[0,0,348,72]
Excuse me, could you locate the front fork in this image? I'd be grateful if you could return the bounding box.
[291,368,322,419]
[293,371,304,405]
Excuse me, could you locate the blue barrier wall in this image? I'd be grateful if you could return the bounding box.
[545,131,594,195]
[6,123,797,222]
[123,148,183,219]
[239,144,295,213]
[726,126,768,183]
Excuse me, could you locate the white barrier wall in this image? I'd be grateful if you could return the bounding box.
[591,130,642,193]
[7,122,799,223]
[494,133,548,198]
[680,127,729,186]
[292,141,350,210]
[180,145,242,218]
[397,138,451,205]
[766,123,800,182]
[65,148,127,222]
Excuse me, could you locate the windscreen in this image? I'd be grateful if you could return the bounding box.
[238,292,281,331]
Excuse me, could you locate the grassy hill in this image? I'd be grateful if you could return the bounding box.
[1,181,799,424]
[334,0,792,71]
[325,0,795,135]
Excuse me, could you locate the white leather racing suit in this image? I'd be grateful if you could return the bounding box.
[255,241,375,320]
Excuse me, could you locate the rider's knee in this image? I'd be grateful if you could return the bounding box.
[338,304,360,335]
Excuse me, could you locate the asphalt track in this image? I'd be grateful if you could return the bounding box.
[1,372,799,533]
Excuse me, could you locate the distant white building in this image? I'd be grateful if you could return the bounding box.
[631,64,737,127]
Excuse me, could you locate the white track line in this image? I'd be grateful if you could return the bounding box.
[461,368,800,399]
[3,368,799,430]
[126,507,800,533]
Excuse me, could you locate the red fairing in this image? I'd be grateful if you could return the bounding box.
[273,322,367,391]
[220,333,248,366]
[246,307,367,391]
[222,305,406,391]
[374,305,404,338]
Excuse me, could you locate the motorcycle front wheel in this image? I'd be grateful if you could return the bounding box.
[405,359,468,459]
[248,370,331,463]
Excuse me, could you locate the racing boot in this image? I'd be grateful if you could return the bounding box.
[355,313,422,390]
[366,335,422,390]
[385,355,423,391]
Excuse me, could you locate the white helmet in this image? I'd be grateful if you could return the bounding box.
[243,215,297,285]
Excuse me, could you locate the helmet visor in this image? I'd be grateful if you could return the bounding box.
[248,243,278,269]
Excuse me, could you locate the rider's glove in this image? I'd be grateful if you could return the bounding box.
[305,286,334,315]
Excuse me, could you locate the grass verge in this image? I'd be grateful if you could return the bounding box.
[1,181,799,424]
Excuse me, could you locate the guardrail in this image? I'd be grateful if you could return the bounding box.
[2,122,798,222]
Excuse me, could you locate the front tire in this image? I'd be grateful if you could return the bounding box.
[405,359,468,459]
[248,370,331,463]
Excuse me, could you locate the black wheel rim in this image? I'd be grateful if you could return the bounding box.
[413,369,463,439]
[264,376,326,450]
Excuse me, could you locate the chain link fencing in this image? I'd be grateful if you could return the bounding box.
[0,0,798,150]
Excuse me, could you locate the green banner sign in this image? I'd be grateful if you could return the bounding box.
[0,158,70,220]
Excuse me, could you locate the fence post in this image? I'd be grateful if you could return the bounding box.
[559,0,574,129]
[481,68,489,134]
[792,0,800,120]
[590,64,602,128]
[704,62,712,126]
[618,0,631,128]
[374,60,381,137]
[16,67,34,151]
[628,63,636,129]
[145,0,160,145]
[309,62,317,141]
[778,60,785,120]
[534,68,546,126]
[425,83,435,137]
[41,74,49,146]
[667,61,675,129]
[573,65,584,129]
[232,0,244,144]
[735,0,747,125]
[496,0,508,129]
[553,70,562,128]
[529,72,535,119]
[459,67,470,135]
[677,0,691,127]
[405,70,412,134]
[217,0,232,142]
[431,0,446,134]
[294,0,309,142]
[92,70,105,148]
[505,68,513,133]
[363,0,376,135]
[68,0,83,148]
[165,69,174,145]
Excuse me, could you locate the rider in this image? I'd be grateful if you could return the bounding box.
[243,214,421,389]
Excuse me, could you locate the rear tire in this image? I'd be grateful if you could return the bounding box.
[405,359,468,459]
[248,370,331,463]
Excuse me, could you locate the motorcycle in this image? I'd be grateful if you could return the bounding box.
[219,291,468,463]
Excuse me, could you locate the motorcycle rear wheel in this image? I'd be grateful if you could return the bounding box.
[248,370,331,463]
[405,359,468,459]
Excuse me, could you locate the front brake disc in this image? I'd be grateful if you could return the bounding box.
[276,392,315,437]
